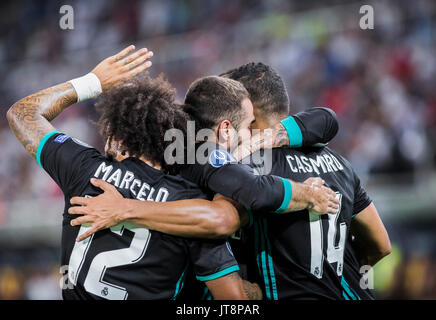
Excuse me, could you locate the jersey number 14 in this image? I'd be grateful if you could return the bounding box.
[309,192,346,279]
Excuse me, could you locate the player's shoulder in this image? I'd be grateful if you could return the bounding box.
[47,132,94,148]
[267,145,354,177]
[43,132,102,159]
[40,131,106,173]
[40,132,109,195]
[118,157,210,201]
[323,147,353,170]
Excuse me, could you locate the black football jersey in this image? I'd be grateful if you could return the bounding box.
[177,108,339,296]
[245,146,372,300]
[37,131,239,300]
[179,107,339,215]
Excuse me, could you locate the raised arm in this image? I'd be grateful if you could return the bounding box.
[6,82,77,159]
[7,45,153,159]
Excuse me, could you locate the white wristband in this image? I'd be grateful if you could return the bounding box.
[68,73,102,102]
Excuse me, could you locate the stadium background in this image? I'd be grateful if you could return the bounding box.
[0,0,435,299]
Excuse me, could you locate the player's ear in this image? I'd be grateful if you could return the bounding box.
[117,140,130,159]
[216,119,232,143]
[116,149,130,161]
[120,142,130,156]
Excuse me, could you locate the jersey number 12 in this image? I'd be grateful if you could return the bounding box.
[68,222,150,300]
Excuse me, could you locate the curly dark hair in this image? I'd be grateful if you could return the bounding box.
[95,75,188,174]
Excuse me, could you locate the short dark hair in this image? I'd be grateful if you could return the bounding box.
[96,75,187,174]
[183,76,249,132]
[220,62,289,117]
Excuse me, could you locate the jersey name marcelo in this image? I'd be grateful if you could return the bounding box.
[93,162,169,202]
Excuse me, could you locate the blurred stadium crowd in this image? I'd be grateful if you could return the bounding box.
[0,0,435,299]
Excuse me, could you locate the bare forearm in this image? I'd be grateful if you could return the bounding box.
[122,198,240,238]
[6,82,77,159]
[282,179,339,215]
[214,194,250,227]
[242,280,262,300]
[7,46,154,161]
[283,181,312,212]
[206,272,248,300]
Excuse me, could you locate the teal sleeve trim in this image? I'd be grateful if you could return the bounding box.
[280,116,303,148]
[275,178,293,213]
[196,265,240,282]
[36,130,60,168]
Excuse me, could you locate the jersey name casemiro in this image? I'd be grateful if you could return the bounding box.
[246,146,372,300]
[37,131,239,300]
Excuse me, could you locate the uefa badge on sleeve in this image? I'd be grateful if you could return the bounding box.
[54,134,70,144]
[208,149,233,168]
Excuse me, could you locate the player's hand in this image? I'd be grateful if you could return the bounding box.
[304,177,339,215]
[68,178,125,241]
[91,45,154,91]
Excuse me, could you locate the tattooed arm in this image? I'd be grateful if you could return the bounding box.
[242,280,263,300]
[205,272,248,300]
[6,45,153,159]
[7,83,77,160]
[205,272,262,300]
[232,121,287,161]
[205,271,262,300]
[232,108,339,161]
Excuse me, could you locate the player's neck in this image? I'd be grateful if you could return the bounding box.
[139,156,162,171]
[256,115,285,130]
